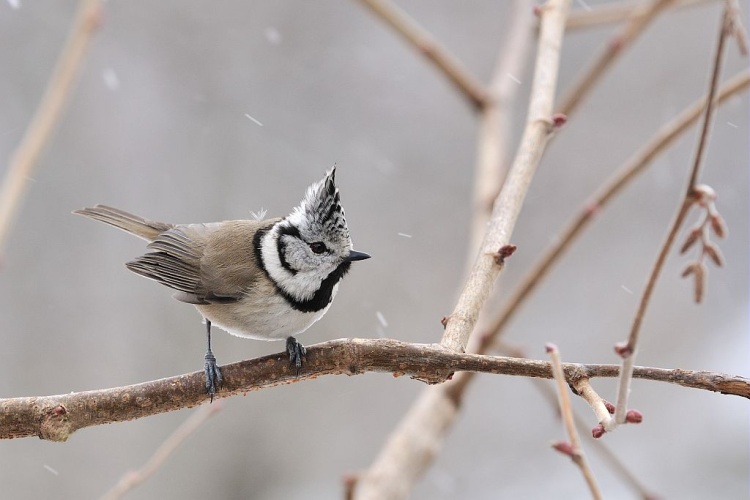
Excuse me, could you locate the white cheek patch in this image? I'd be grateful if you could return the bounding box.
[260,228,322,302]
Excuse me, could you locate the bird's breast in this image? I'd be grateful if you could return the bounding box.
[194,292,332,340]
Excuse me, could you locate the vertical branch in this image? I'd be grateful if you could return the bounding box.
[547,344,603,500]
[0,0,101,254]
[440,0,572,354]
[468,0,535,261]
[354,2,572,498]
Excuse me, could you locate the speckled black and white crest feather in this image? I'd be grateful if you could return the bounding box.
[287,166,352,247]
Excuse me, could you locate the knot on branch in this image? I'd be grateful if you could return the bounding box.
[39,404,71,442]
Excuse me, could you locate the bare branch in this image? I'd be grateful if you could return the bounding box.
[484,69,749,345]
[547,344,602,500]
[356,0,488,110]
[469,0,535,261]
[1,338,747,442]
[614,4,736,426]
[557,0,675,117]
[100,403,222,500]
[439,0,572,355]
[566,0,717,31]
[497,341,656,497]
[0,0,101,254]
[726,0,749,55]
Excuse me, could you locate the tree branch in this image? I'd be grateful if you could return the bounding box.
[485,69,749,344]
[1,338,747,442]
[469,0,535,262]
[439,0,571,355]
[356,0,489,110]
[566,0,717,31]
[557,0,674,117]
[0,0,101,254]
[613,2,738,427]
[100,403,222,500]
[547,344,602,500]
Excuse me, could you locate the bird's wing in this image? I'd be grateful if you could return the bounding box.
[126,219,279,304]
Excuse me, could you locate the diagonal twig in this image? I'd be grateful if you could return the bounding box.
[0,0,101,254]
[100,403,222,500]
[357,0,489,110]
[547,344,603,500]
[483,69,749,344]
[566,0,717,31]
[557,0,675,117]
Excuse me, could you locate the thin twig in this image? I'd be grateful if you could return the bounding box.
[574,379,616,433]
[495,341,656,497]
[484,69,749,345]
[566,0,717,31]
[0,0,101,254]
[726,0,749,55]
[547,344,602,500]
[614,5,735,426]
[557,0,675,117]
[1,338,747,442]
[356,0,488,110]
[439,0,572,356]
[100,403,222,500]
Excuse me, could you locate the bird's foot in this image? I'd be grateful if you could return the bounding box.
[286,336,307,375]
[204,350,223,402]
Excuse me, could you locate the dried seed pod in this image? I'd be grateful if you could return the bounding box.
[704,242,725,267]
[710,213,728,239]
[681,263,698,278]
[680,227,703,254]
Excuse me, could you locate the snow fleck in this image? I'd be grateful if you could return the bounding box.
[621,285,633,294]
[102,68,120,91]
[397,232,412,238]
[726,122,738,128]
[43,464,59,475]
[265,27,282,45]
[376,311,388,328]
[7,0,20,9]
[507,73,521,84]
[244,113,263,127]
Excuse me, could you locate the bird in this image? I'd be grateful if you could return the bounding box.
[74,166,370,400]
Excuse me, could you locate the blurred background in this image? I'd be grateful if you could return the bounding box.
[0,1,747,498]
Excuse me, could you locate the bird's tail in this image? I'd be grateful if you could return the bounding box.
[73,205,173,242]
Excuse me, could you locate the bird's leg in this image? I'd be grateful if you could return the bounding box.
[203,319,222,401]
[286,336,307,375]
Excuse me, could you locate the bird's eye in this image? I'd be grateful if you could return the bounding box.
[309,242,327,254]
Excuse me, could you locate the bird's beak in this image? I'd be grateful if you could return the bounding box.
[346,250,371,262]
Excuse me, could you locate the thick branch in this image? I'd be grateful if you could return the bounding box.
[439,0,571,355]
[1,338,746,442]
